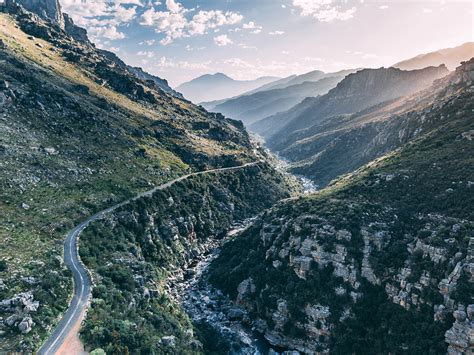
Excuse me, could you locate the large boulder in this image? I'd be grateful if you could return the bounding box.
[18,317,34,334]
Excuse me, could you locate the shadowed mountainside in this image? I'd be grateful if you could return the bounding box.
[209,58,474,354]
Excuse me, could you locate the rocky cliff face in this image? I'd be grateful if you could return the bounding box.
[254,63,461,188]
[5,0,64,28]
[208,60,474,354]
[264,65,449,149]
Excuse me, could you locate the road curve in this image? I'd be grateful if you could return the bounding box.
[37,161,261,355]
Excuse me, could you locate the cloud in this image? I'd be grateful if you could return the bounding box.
[154,56,212,71]
[137,50,155,58]
[291,0,356,22]
[238,43,257,50]
[269,30,285,35]
[60,0,141,40]
[88,25,126,40]
[139,39,156,45]
[422,7,433,13]
[140,0,243,45]
[214,34,233,46]
[379,5,389,10]
[242,21,263,34]
[185,44,206,51]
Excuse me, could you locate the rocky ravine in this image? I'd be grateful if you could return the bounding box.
[77,163,292,354]
[164,219,274,354]
[207,59,474,354]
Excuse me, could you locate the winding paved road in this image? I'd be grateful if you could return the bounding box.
[37,162,261,355]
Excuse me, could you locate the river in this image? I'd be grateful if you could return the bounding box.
[165,219,283,355]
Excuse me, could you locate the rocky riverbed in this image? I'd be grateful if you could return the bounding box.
[164,219,282,355]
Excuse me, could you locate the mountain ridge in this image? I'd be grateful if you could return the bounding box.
[393,42,474,71]
[176,73,280,103]
[255,65,449,153]
[211,76,346,125]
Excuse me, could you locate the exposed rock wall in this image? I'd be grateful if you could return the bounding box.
[6,0,64,28]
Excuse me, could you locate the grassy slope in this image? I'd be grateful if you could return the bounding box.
[0,12,256,351]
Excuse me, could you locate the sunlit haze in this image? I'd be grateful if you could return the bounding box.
[59,0,473,86]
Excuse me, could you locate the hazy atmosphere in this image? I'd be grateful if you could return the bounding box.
[59,0,473,86]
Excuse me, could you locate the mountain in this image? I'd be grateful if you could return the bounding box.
[209,76,345,126]
[209,58,474,354]
[0,2,290,353]
[6,0,64,28]
[99,50,182,98]
[201,69,357,112]
[253,65,449,178]
[201,69,358,126]
[393,42,474,71]
[264,70,326,90]
[263,69,357,92]
[176,73,280,103]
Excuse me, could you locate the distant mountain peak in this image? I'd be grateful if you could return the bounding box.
[177,74,281,103]
[191,73,234,82]
[393,42,474,71]
[211,72,231,78]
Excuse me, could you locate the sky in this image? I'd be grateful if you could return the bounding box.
[59,0,474,87]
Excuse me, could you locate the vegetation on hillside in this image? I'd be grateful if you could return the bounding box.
[209,63,474,353]
[0,8,266,351]
[78,165,290,353]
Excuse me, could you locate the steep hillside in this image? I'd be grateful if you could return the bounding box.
[0,3,290,352]
[211,76,344,126]
[394,42,474,71]
[176,73,279,103]
[201,69,357,125]
[209,59,474,354]
[261,65,449,145]
[267,62,467,187]
[250,66,450,187]
[78,164,290,354]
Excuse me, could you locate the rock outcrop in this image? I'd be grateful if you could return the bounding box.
[0,292,39,335]
[445,305,474,354]
[63,13,89,43]
[5,0,64,28]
